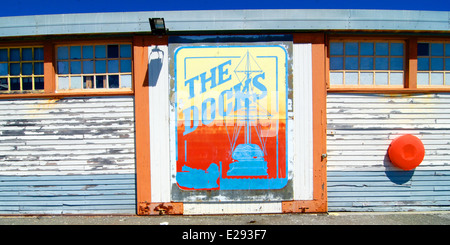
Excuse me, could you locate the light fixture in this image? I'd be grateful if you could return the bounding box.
[149,18,168,35]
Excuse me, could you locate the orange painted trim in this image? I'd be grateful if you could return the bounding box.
[327,87,450,94]
[406,38,418,89]
[283,33,328,213]
[44,41,56,93]
[133,36,151,215]
[134,35,169,215]
[0,90,134,99]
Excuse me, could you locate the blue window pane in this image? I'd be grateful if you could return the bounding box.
[22,63,33,75]
[120,44,132,58]
[330,42,344,55]
[345,57,358,70]
[345,42,358,55]
[120,74,132,88]
[375,57,389,70]
[83,76,94,89]
[360,57,373,70]
[10,78,20,90]
[58,76,69,90]
[95,45,106,58]
[23,77,32,90]
[34,48,44,60]
[82,46,94,59]
[34,62,44,75]
[431,58,444,70]
[431,43,444,56]
[70,61,81,74]
[22,48,33,61]
[0,63,8,75]
[0,78,8,90]
[96,75,106,88]
[95,60,106,73]
[57,46,69,60]
[83,60,94,74]
[10,49,20,61]
[35,77,44,90]
[330,57,343,70]
[107,45,119,58]
[390,43,404,56]
[71,76,82,89]
[417,43,429,56]
[445,44,450,56]
[70,46,81,59]
[10,63,20,75]
[57,61,69,74]
[360,43,374,56]
[418,58,429,71]
[445,58,450,70]
[390,58,403,70]
[0,49,8,62]
[108,75,119,88]
[108,60,119,73]
[376,43,389,56]
[120,59,132,73]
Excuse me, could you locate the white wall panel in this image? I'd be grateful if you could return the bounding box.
[149,45,171,203]
[0,96,136,214]
[292,43,314,200]
[327,93,450,211]
[183,202,282,215]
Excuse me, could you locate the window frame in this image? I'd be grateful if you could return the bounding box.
[328,37,406,89]
[0,38,135,99]
[0,46,45,93]
[327,35,450,93]
[54,41,133,92]
[416,40,450,87]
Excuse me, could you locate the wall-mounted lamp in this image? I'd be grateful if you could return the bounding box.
[149,18,168,35]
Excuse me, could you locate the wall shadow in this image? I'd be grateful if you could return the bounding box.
[383,152,415,185]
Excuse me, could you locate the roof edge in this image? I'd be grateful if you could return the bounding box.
[0,9,448,37]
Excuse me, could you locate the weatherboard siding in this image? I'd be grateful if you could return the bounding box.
[0,96,136,214]
[327,93,450,211]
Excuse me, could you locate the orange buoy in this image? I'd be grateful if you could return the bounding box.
[388,134,425,171]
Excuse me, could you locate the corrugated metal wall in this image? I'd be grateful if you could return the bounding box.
[327,93,450,211]
[0,96,136,214]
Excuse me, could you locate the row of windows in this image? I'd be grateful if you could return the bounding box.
[1,40,450,93]
[56,44,132,90]
[417,43,450,86]
[0,44,132,93]
[329,41,450,87]
[0,47,44,92]
[330,41,404,86]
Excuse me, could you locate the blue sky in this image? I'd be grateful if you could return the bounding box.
[0,0,448,17]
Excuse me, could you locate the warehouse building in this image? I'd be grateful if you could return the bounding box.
[0,9,449,215]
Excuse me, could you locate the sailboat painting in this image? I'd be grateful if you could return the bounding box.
[174,44,288,191]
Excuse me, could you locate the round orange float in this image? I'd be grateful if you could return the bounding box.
[388,134,425,171]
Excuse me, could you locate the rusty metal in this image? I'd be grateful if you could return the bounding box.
[138,202,183,215]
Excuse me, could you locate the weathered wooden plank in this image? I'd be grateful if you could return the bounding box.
[0,97,136,177]
[0,173,136,214]
[327,93,450,211]
[0,97,136,214]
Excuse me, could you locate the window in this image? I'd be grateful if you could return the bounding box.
[329,41,404,86]
[0,47,44,92]
[417,42,450,86]
[56,44,132,90]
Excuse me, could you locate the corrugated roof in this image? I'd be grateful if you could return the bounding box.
[0,9,448,37]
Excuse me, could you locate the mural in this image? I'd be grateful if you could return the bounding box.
[172,43,289,192]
